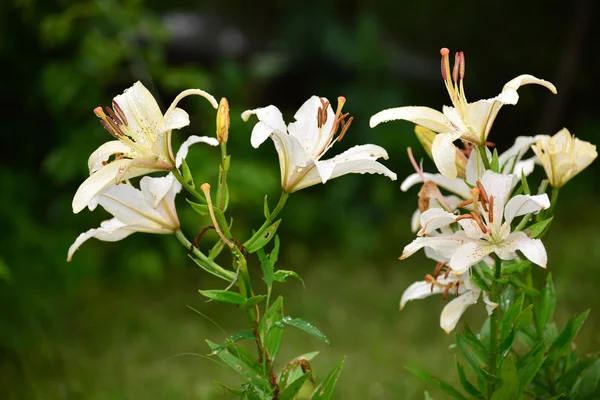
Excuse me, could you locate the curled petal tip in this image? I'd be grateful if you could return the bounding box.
[241,110,253,122]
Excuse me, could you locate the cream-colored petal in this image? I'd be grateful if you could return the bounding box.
[67,218,136,261]
[504,231,547,268]
[401,172,471,199]
[440,288,481,333]
[287,96,335,156]
[498,136,541,174]
[504,194,550,225]
[400,281,445,310]
[164,88,218,117]
[497,74,557,105]
[87,141,135,174]
[113,81,164,148]
[479,170,518,224]
[242,105,288,148]
[449,241,494,275]
[418,208,457,236]
[73,159,133,213]
[461,100,495,140]
[410,209,422,233]
[482,292,499,315]
[369,106,455,133]
[432,132,462,179]
[175,135,219,168]
[465,146,491,185]
[162,107,190,132]
[140,174,179,208]
[514,158,536,178]
[400,232,470,261]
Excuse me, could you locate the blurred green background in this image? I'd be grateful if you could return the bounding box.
[1,0,599,398]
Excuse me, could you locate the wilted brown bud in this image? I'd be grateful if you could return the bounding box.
[216,97,230,143]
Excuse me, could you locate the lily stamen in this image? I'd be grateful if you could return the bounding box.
[471,211,489,234]
[433,262,448,279]
[488,196,495,223]
[457,198,473,208]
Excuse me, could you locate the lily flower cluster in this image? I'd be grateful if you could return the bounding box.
[371,48,597,332]
[68,83,396,260]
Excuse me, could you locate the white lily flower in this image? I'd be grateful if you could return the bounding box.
[72,81,219,213]
[401,273,497,333]
[370,48,557,179]
[242,96,397,192]
[532,128,597,188]
[401,170,550,275]
[67,174,181,261]
[403,136,539,232]
[67,136,208,261]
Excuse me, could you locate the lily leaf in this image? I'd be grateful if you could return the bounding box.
[535,273,556,337]
[279,317,330,345]
[279,371,312,400]
[260,297,284,362]
[311,357,345,400]
[209,329,255,354]
[491,356,519,400]
[246,219,281,254]
[405,366,468,400]
[274,270,305,287]
[525,217,554,238]
[242,295,267,309]
[199,289,246,305]
[206,340,270,388]
[570,358,600,399]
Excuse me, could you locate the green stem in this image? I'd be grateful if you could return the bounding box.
[244,192,290,248]
[217,142,229,210]
[478,144,491,170]
[487,255,502,398]
[172,168,206,204]
[174,229,235,281]
[547,186,560,217]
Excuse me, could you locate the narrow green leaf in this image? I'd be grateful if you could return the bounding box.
[535,273,556,336]
[547,310,590,363]
[525,217,554,238]
[571,359,600,399]
[187,199,209,216]
[187,254,233,282]
[270,235,280,266]
[521,170,531,195]
[261,297,284,361]
[180,159,194,188]
[213,380,243,396]
[491,356,519,400]
[405,366,468,400]
[257,247,275,287]
[517,341,548,395]
[461,328,489,369]
[263,195,270,219]
[456,333,496,389]
[471,265,491,292]
[279,371,312,400]
[497,329,517,359]
[279,351,320,387]
[501,293,525,339]
[208,238,226,260]
[274,270,305,287]
[199,289,246,305]
[206,340,270,388]
[490,148,500,172]
[424,391,434,400]
[242,382,264,400]
[514,305,534,332]
[209,329,255,354]
[311,357,345,400]
[242,295,267,309]
[502,260,532,275]
[455,357,482,397]
[246,219,281,253]
[280,317,330,345]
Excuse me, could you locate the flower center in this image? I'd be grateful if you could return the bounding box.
[440,48,468,116]
[456,181,498,239]
[314,96,353,159]
[94,101,150,155]
[425,266,460,300]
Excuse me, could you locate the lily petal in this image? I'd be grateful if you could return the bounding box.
[67,218,137,261]
[370,106,454,133]
[175,135,219,168]
[498,136,541,174]
[498,74,557,105]
[504,194,550,225]
[432,132,463,179]
[400,281,445,310]
[287,96,335,156]
[242,105,288,148]
[401,172,471,198]
[162,107,190,132]
[449,241,494,275]
[440,287,481,333]
[401,231,470,260]
[504,231,547,268]
[479,170,518,224]
[113,81,164,148]
[87,140,135,174]
[418,208,457,236]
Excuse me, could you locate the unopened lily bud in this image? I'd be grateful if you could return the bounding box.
[216,97,230,143]
[415,125,435,159]
[532,128,597,188]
